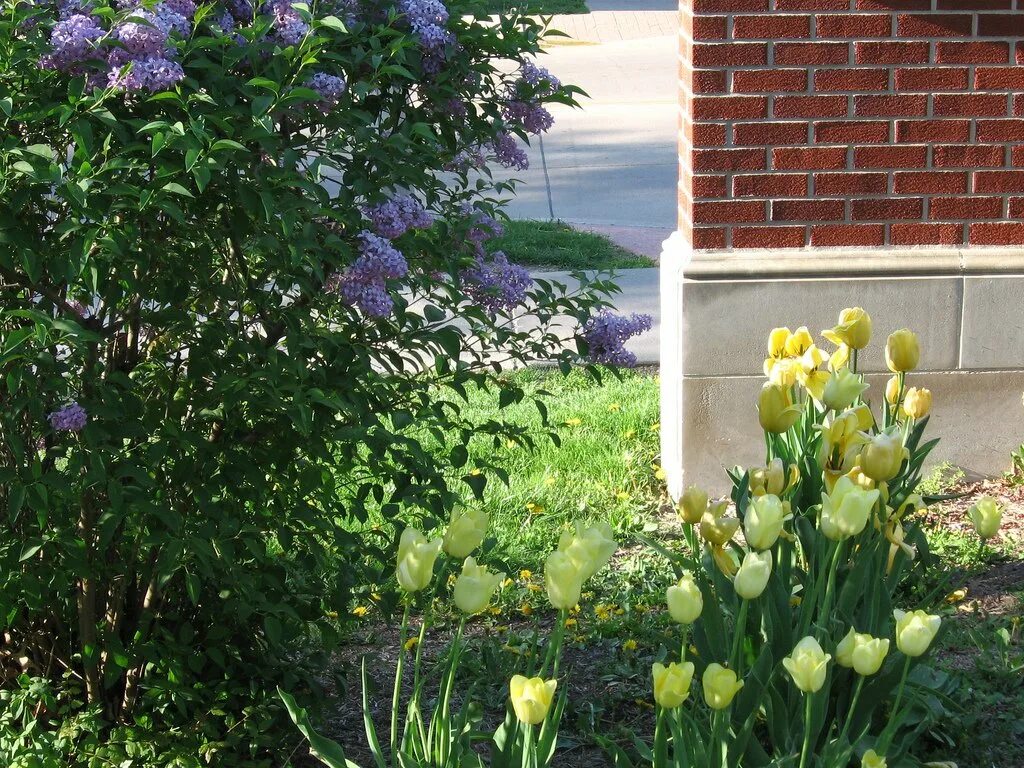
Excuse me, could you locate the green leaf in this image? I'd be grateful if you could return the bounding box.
[162,182,194,198]
[279,688,359,768]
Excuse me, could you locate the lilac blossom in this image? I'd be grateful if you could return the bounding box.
[461,251,531,315]
[443,148,486,174]
[40,14,104,71]
[48,402,88,432]
[308,72,347,110]
[490,132,529,171]
[520,60,560,95]
[330,231,409,318]
[265,0,308,45]
[581,311,653,368]
[503,100,554,135]
[363,195,434,239]
[108,56,184,91]
[464,206,504,252]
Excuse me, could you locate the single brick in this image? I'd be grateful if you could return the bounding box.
[694,148,768,172]
[693,175,729,198]
[810,224,885,246]
[974,67,1024,90]
[891,223,963,245]
[814,68,889,92]
[690,227,727,249]
[694,70,728,94]
[693,124,728,146]
[772,199,846,221]
[776,0,849,8]
[732,226,808,248]
[694,200,766,224]
[816,13,891,38]
[733,69,809,93]
[855,94,928,117]
[733,173,810,197]
[976,119,1024,142]
[851,198,923,220]
[895,67,968,92]
[774,95,849,118]
[693,16,728,40]
[978,14,1024,37]
[857,0,929,9]
[937,0,1010,9]
[897,14,973,38]
[1011,145,1024,166]
[815,120,890,144]
[855,41,930,65]
[693,43,768,67]
[1009,197,1024,218]
[936,41,1010,64]
[694,96,769,120]
[773,146,848,170]
[974,170,1024,192]
[814,172,888,195]
[1014,94,1024,116]
[896,119,971,143]
[734,121,810,145]
[733,14,811,39]
[933,144,1006,168]
[933,93,1009,117]
[930,196,1004,219]
[854,145,928,168]
[894,171,969,194]
[969,222,1024,244]
[692,0,767,10]
[775,42,850,65]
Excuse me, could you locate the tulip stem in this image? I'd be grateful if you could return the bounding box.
[836,676,865,749]
[542,609,568,678]
[391,601,411,768]
[730,600,749,675]
[521,722,535,768]
[880,655,912,751]
[798,693,813,768]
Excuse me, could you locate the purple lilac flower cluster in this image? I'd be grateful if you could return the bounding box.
[461,251,531,315]
[265,0,308,45]
[502,100,553,135]
[490,132,529,171]
[397,0,453,74]
[581,311,653,368]
[48,402,88,432]
[308,72,347,111]
[501,60,559,136]
[464,207,504,253]
[329,231,409,317]
[520,61,560,95]
[363,195,434,239]
[443,148,486,173]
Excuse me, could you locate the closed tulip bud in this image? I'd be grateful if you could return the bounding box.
[702,663,744,710]
[752,458,795,497]
[885,375,901,406]
[824,307,872,351]
[836,628,890,676]
[734,550,772,600]
[545,550,584,610]
[744,493,788,550]
[453,557,505,615]
[823,367,870,411]
[443,508,489,559]
[652,661,695,708]
[758,383,801,434]
[558,522,617,580]
[769,358,801,389]
[667,572,703,624]
[820,476,880,540]
[894,609,941,657]
[886,329,920,373]
[680,485,708,524]
[396,527,443,593]
[967,496,1002,540]
[860,430,906,482]
[700,511,740,547]
[782,636,831,693]
[901,387,931,420]
[509,675,557,725]
[862,750,887,768]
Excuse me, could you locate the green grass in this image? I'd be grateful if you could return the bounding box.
[488,220,655,272]
[473,0,588,14]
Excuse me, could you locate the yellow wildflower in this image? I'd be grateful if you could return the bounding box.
[352,606,369,618]
[564,617,578,628]
[564,418,582,427]
[945,588,968,604]
[519,569,533,581]
[607,403,621,412]
[623,639,638,652]
[404,637,419,651]
[525,502,545,515]
[520,603,533,616]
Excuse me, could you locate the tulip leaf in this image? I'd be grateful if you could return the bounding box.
[278,688,359,768]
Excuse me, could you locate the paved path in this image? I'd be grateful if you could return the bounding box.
[498,10,678,261]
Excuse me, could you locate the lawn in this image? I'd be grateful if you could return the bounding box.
[472,0,589,15]
[489,220,655,271]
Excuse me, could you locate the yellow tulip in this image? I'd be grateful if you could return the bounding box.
[769,357,801,389]
[443,508,489,559]
[829,343,851,371]
[396,527,443,592]
[767,326,792,362]
[967,496,1002,540]
[902,387,931,420]
[652,661,695,708]
[744,494,788,550]
[679,485,708,525]
[758,383,801,434]
[823,367,869,411]
[823,307,872,350]
[700,511,740,547]
[667,572,703,624]
[859,430,906,482]
[702,664,744,710]
[558,521,617,580]
[509,675,557,725]
[820,476,880,540]
[734,550,772,600]
[885,375,901,406]
[836,628,890,676]
[893,609,941,657]
[886,329,920,373]
[750,458,798,498]
[712,544,739,577]
[453,557,505,615]
[862,750,887,768]
[544,550,584,610]
[782,636,831,693]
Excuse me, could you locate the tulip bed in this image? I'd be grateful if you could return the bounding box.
[285,312,1022,768]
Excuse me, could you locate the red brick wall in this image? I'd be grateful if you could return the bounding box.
[678,0,1024,250]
